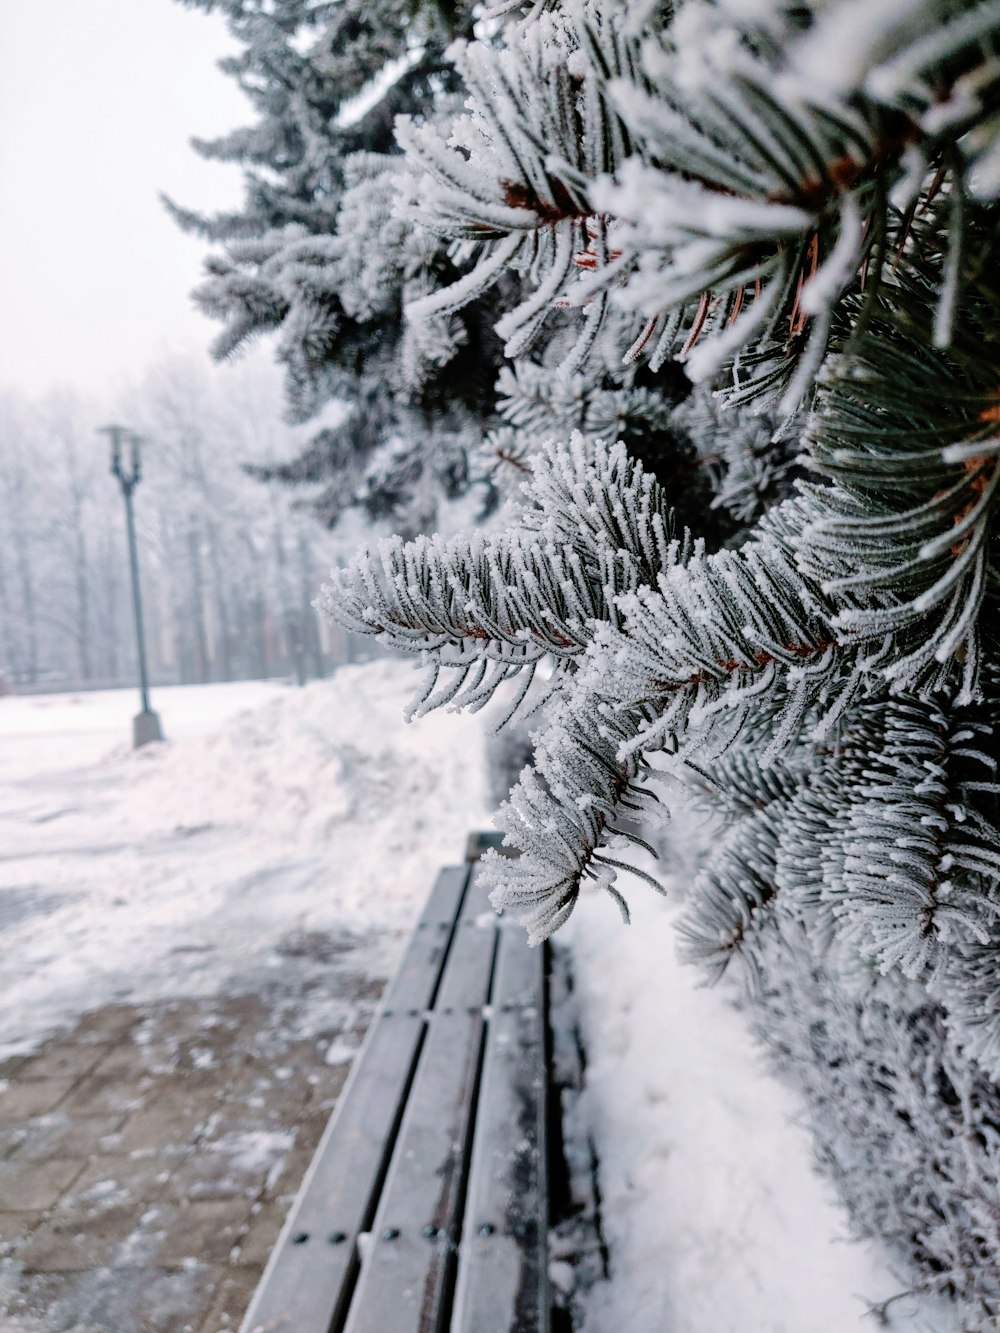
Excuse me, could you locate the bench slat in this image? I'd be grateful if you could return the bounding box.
[241,859,553,1333]
[343,907,497,1333]
[492,913,545,1011]
[422,865,472,924]
[452,926,550,1333]
[434,864,496,1012]
[241,866,471,1333]
[383,866,470,1014]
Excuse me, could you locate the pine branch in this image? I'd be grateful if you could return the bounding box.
[481,692,663,944]
[580,500,858,764]
[676,801,784,987]
[318,434,690,714]
[823,697,1000,982]
[397,10,642,361]
[801,254,1000,698]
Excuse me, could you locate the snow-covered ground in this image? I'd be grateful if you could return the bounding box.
[0,665,946,1329]
[564,819,951,1333]
[0,666,488,1060]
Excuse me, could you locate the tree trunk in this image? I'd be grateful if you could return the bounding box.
[187,521,210,683]
[206,520,233,681]
[0,541,19,684]
[14,523,38,684]
[72,509,92,683]
[297,530,325,680]
[272,508,306,686]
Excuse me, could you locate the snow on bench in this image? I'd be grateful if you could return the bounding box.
[240,854,550,1333]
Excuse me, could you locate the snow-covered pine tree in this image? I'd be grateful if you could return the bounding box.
[170,0,495,534]
[175,0,698,536]
[322,0,1000,1322]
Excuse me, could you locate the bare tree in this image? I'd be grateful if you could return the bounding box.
[0,354,359,693]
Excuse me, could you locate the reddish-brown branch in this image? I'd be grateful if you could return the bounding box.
[494,447,532,475]
[651,636,837,695]
[950,456,996,555]
[501,178,589,226]
[680,290,712,358]
[771,110,917,211]
[789,233,820,336]
[384,610,573,650]
[574,242,623,270]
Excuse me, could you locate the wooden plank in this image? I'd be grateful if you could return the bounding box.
[241,1014,425,1333]
[464,829,518,861]
[421,865,472,925]
[434,873,497,1013]
[451,927,549,1333]
[492,919,545,1012]
[241,868,470,1333]
[383,867,471,1014]
[343,914,498,1333]
[459,860,496,924]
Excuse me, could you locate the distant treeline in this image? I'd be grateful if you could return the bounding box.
[0,356,369,692]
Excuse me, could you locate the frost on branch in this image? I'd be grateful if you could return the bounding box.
[168,0,501,534]
[320,434,689,703]
[481,693,662,945]
[800,263,1000,699]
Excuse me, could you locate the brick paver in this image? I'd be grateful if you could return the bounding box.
[0,1160,85,1212]
[0,952,381,1333]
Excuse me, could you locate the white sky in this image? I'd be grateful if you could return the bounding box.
[0,0,249,401]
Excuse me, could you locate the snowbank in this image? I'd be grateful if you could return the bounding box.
[117,663,480,856]
[0,664,488,1058]
[565,818,951,1333]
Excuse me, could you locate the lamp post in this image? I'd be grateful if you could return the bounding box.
[99,424,164,747]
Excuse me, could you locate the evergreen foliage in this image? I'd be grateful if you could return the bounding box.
[170,0,495,534]
[174,0,689,535]
[314,0,1000,1316]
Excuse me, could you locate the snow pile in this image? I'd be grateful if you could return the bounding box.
[0,681,287,777]
[0,663,488,1058]
[565,819,953,1333]
[118,664,475,848]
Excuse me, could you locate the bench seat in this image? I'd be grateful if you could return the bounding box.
[240,860,550,1333]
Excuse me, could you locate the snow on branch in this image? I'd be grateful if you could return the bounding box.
[482,692,663,944]
[318,434,690,714]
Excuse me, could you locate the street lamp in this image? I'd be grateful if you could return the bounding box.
[98,424,164,747]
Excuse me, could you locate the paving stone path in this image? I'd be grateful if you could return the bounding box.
[0,958,383,1333]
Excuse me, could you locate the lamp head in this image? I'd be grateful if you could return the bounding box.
[98,424,142,487]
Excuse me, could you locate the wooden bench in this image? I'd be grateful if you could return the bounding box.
[241,852,550,1333]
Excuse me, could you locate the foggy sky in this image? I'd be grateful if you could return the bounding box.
[0,0,248,402]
